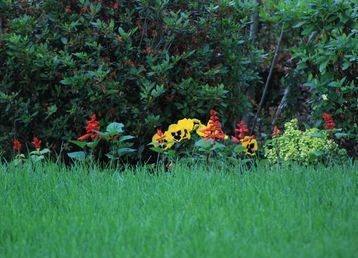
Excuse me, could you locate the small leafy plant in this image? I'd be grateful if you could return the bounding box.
[68,114,136,166]
[264,118,347,165]
[29,137,50,163]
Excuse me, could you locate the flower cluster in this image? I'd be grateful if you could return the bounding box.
[231,120,258,156]
[13,136,42,152]
[152,110,259,156]
[231,120,249,143]
[200,110,225,140]
[78,114,101,141]
[323,112,335,130]
[152,118,205,150]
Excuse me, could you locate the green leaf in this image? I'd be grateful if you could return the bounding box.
[117,147,136,157]
[234,145,245,153]
[195,139,212,149]
[61,37,68,45]
[40,148,50,155]
[31,155,45,162]
[334,133,349,139]
[150,147,164,153]
[166,150,176,156]
[67,151,87,161]
[105,154,115,160]
[93,131,110,141]
[106,122,124,136]
[308,133,325,138]
[86,141,99,149]
[69,140,87,149]
[212,142,225,151]
[118,135,135,142]
[293,21,306,28]
[319,61,328,74]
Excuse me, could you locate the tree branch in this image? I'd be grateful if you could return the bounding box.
[250,23,285,135]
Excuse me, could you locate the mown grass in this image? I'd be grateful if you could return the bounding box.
[0,161,357,258]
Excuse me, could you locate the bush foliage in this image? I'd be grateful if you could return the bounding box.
[0,0,264,158]
[0,0,356,159]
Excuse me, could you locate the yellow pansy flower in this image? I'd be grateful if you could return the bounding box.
[177,118,194,131]
[152,131,175,150]
[241,136,258,156]
[168,123,191,141]
[196,123,208,137]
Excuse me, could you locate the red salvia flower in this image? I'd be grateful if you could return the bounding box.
[271,126,283,137]
[200,110,225,140]
[235,120,249,139]
[323,112,335,130]
[13,139,21,152]
[78,114,101,141]
[32,137,42,149]
[156,129,164,143]
[231,120,253,143]
[231,136,240,143]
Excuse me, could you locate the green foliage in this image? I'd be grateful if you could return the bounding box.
[274,1,357,141]
[0,1,263,158]
[68,121,135,164]
[291,1,357,140]
[264,119,347,165]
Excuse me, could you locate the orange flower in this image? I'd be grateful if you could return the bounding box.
[200,110,225,140]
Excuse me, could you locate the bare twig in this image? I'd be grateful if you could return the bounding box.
[271,31,318,125]
[250,23,284,135]
[272,87,289,125]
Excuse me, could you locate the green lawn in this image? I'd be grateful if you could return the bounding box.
[0,162,357,258]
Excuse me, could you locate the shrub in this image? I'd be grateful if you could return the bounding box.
[283,0,357,151]
[0,1,263,159]
[264,119,347,165]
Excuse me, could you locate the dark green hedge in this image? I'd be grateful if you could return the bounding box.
[0,0,263,158]
[1,0,356,159]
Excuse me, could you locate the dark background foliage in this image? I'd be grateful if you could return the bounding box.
[0,0,356,159]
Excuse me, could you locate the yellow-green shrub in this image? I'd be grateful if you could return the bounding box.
[264,119,347,165]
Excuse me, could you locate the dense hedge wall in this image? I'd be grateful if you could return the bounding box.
[0,0,264,158]
[0,0,356,159]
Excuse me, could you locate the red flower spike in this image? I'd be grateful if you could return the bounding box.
[271,126,282,137]
[323,112,335,130]
[231,136,240,144]
[325,122,335,130]
[13,139,21,152]
[32,137,42,149]
[201,110,225,141]
[78,114,101,141]
[234,120,249,139]
[156,129,164,143]
[323,112,331,122]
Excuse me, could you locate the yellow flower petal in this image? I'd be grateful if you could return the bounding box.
[241,137,258,156]
[168,124,190,142]
[177,118,194,131]
[196,124,208,137]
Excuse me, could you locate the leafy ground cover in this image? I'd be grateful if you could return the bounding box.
[0,162,357,258]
